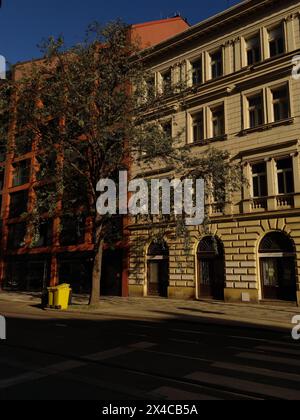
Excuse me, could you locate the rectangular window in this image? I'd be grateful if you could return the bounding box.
[192,111,204,142]
[161,69,172,93]
[60,216,86,246]
[12,159,31,187]
[248,94,263,128]
[9,190,28,218]
[277,158,294,194]
[252,163,267,197]
[269,25,285,58]
[211,106,225,138]
[210,50,223,79]
[191,59,202,86]
[146,75,155,100]
[162,121,172,138]
[246,36,261,65]
[272,86,289,122]
[7,222,26,249]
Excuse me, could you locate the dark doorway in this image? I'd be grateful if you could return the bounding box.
[101,249,123,296]
[147,241,169,298]
[197,236,225,300]
[259,232,297,302]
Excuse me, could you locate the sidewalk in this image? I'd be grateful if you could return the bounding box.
[0,290,299,331]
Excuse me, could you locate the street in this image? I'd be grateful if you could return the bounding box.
[0,301,300,400]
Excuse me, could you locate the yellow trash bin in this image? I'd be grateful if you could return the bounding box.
[47,287,56,308]
[54,284,72,310]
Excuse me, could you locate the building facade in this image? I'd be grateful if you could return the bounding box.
[128,0,300,306]
[0,17,189,296]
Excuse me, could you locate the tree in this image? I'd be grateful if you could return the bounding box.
[0,21,244,304]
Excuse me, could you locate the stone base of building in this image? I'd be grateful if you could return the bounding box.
[128,285,144,297]
[168,286,195,300]
[224,288,259,304]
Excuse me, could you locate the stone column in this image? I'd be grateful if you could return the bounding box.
[266,157,277,211]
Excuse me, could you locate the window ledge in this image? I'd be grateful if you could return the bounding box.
[187,134,228,147]
[239,118,294,136]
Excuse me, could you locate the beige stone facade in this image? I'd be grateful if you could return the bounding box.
[128,0,300,305]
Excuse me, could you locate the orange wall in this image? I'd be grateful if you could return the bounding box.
[132,17,190,49]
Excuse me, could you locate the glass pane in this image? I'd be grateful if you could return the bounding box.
[285,171,294,194]
[201,261,210,285]
[278,173,285,194]
[262,259,278,287]
[277,158,292,170]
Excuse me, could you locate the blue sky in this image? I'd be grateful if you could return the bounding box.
[0,0,242,65]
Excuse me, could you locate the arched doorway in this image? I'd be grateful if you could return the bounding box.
[197,236,225,300]
[259,232,297,302]
[147,241,169,297]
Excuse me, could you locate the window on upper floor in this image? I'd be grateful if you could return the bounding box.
[161,120,173,138]
[9,190,28,218]
[7,222,27,249]
[276,158,294,194]
[60,216,86,246]
[210,50,223,80]
[246,35,261,65]
[161,69,172,93]
[268,24,285,58]
[191,59,202,86]
[192,111,204,143]
[247,93,264,128]
[271,85,290,122]
[12,159,31,187]
[211,105,225,138]
[252,163,267,198]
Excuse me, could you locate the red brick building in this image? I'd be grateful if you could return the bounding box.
[0,17,189,296]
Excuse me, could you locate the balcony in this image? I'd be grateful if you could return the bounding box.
[276,194,294,210]
[251,198,268,212]
[243,193,296,214]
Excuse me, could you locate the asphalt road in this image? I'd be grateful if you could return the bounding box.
[0,302,300,401]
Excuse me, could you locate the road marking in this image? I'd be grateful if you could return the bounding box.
[143,349,210,363]
[150,386,220,401]
[186,371,300,400]
[237,352,300,367]
[213,362,300,383]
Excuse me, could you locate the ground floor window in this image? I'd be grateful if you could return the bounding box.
[4,256,50,292]
[259,232,297,302]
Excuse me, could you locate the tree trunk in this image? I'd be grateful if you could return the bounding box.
[89,237,104,306]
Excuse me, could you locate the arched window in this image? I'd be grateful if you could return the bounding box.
[259,232,294,254]
[197,236,224,258]
[148,241,169,257]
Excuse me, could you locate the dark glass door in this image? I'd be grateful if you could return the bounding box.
[199,256,225,300]
[261,257,296,301]
[148,259,169,297]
